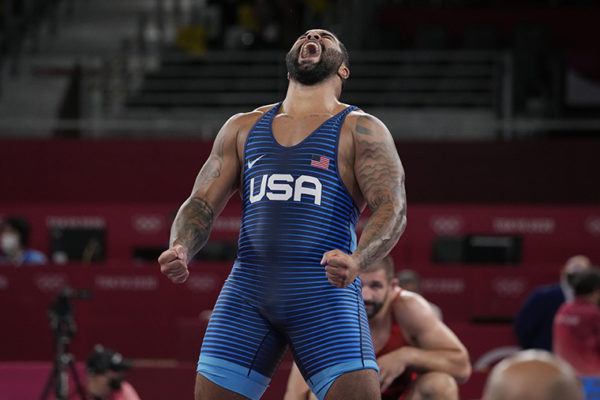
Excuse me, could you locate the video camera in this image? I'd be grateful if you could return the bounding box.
[42,287,92,400]
[48,287,92,339]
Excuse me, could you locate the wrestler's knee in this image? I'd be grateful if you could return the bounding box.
[413,372,458,400]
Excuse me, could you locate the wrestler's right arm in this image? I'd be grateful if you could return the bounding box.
[158,114,243,283]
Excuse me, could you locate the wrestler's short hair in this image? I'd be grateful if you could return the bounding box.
[371,256,395,281]
[338,40,350,69]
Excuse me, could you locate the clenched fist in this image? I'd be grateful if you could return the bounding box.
[321,249,361,288]
[158,244,189,284]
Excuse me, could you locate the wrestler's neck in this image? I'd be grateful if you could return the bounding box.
[282,77,343,116]
[369,306,393,333]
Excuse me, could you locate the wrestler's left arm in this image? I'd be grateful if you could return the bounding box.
[322,113,407,287]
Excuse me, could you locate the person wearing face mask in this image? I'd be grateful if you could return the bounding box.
[0,217,46,266]
[83,345,140,400]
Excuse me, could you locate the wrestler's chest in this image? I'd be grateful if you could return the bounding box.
[271,117,330,147]
[372,326,392,354]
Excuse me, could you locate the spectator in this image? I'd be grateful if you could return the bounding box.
[0,216,46,266]
[397,268,443,320]
[84,345,140,400]
[553,267,600,376]
[482,349,583,400]
[514,255,591,351]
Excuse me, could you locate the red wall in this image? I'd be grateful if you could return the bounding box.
[1,139,599,204]
[1,203,598,265]
[0,263,552,358]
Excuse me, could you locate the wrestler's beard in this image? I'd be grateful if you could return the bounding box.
[286,45,344,86]
[364,300,385,319]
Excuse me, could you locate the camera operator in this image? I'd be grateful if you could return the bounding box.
[83,345,140,400]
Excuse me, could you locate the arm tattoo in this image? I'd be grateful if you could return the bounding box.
[169,131,227,258]
[353,115,407,271]
[195,131,225,187]
[170,197,214,260]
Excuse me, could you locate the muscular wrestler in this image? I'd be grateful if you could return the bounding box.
[158,29,406,400]
[284,256,471,400]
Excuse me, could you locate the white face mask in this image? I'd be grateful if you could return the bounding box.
[1,232,20,254]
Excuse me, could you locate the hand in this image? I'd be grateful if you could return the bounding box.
[321,249,361,288]
[158,244,190,283]
[378,348,409,392]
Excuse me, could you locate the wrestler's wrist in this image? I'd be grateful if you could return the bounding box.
[172,241,190,260]
[351,252,367,272]
[396,346,417,366]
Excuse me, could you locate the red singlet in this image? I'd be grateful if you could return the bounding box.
[376,320,419,400]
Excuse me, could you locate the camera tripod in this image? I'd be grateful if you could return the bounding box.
[40,288,90,400]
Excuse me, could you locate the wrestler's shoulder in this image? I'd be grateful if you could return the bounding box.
[393,288,430,311]
[226,103,278,131]
[344,107,389,133]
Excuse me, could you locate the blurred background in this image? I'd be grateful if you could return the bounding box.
[0,0,599,399]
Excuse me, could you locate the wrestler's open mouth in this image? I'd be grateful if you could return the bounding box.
[300,42,322,60]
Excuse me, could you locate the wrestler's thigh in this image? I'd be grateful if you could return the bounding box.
[325,369,380,400]
[195,373,249,400]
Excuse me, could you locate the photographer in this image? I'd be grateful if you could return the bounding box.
[83,345,140,400]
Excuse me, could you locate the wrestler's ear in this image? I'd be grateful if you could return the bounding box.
[338,64,350,80]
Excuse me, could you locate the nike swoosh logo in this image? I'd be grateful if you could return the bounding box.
[247,155,265,169]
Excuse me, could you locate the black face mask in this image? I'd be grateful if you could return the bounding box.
[286,44,344,86]
[109,377,123,391]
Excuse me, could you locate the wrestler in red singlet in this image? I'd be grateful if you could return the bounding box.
[284,256,471,400]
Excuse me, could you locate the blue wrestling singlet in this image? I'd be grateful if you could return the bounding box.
[197,103,378,399]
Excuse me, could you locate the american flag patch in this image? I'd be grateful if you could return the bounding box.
[311,155,330,170]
